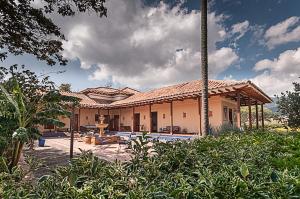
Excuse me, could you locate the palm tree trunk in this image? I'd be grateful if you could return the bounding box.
[201,0,209,136]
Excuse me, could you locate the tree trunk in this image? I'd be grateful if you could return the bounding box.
[201,0,209,136]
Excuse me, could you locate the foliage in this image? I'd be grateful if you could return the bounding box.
[59,83,72,92]
[212,123,242,136]
[276,80,300,128]
[0,0,107,65]
[0,66,78,171]
[241,106,274,125]
[2,131,300,198]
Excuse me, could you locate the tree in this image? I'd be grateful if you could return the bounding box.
[241,106,274,125]
[0,65,78,171]
[0,0,107,65]
[59,83,71,92]
[276,80,300,128]
[201,0,209,136]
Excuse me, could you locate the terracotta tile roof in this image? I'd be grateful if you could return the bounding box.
[110,80,249,106]
[80,87,136,96]
[60,79,272,108]
[60,91,107,108]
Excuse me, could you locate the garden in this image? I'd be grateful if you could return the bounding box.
[1,130,300,198]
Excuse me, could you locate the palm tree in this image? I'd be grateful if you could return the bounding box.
[201,0,209,136]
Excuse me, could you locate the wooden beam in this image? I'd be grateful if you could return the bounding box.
[236,92,241,128]
[248,99,252,129]
[261,104,264,130]
[149,104,152,133]
[78,108,81,133]
[119,109,121,131]
[170,101,173,135]
[132,107,135,133]
[70,106,75,160]
[198,96,202,136]
[255,102,259,129]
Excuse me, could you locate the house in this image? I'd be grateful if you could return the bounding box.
[43,79,272,135]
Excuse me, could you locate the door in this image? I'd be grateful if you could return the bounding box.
[229,109,233,125]
[134,113,140,132]
[151,112,158,132]
[114,115,120,131]
[74,114,79,131]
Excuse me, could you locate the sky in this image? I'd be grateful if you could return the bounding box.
[2,0,300,96]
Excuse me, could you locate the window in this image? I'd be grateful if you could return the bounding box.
[183,112,187,118]
[223,106,228,121]
[44,124,54,129]
[163,113,166,119]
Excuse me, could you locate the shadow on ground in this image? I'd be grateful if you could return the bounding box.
[24,147,75,179]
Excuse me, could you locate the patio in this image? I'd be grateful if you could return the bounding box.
[24,137,131,179]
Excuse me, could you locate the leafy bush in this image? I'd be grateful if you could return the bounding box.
[1,131,300,198]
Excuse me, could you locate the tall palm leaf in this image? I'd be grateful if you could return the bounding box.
[201,0,209,136]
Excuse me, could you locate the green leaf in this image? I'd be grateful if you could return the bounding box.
[240,163,249,178]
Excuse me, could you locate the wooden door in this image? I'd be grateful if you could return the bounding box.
[134,113,140,132]
[151,112,158,132]
[74,114,79,131]
[114,115,120,131]
[229,109,233,125]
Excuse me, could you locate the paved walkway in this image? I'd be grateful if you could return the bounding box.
[25,137,131,179]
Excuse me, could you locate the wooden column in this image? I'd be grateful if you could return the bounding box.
[255,102,259,129]
[78,108,81,132]
[132,107,135,133]
[236,92,241,128]
[198,96,202,136]
[70,105,75,159]
[170,101,173,134]
[107,109,110,131]
[261,104,264,130]
[248,99,252,129]
[149,104,152,133]
[119,109,121,131]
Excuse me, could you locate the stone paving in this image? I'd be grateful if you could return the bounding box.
[24,137,132,179]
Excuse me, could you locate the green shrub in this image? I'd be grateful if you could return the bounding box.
[1,131,300,198]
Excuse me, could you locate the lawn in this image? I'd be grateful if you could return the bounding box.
[1,130,300,198]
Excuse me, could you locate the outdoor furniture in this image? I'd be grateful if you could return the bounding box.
[80,125,99,133]
[120,126,131,132]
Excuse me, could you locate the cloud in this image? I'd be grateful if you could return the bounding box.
[264,16,300,49]
[230,20,250,40]
[251,48,300,95]
[54,0,238,89]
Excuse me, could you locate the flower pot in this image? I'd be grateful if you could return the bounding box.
[38,138,45,147]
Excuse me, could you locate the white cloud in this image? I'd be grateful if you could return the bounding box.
[54,0,238,89]
[264,16,300,49]
[230,20,250,40]
[252,48,300,95]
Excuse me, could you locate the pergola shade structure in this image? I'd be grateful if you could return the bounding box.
[51,80,272,135]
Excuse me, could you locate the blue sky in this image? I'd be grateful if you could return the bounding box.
[2,0,300,95]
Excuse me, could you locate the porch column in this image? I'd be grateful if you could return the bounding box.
[132,107,135,133]
[70,105,75,159]
[170,101,173,134]
[78,108,81,132]
[261,104,265,130]
[107,109,110,131]
[149,104,152,133]
[255,102,259,129]
[119,109,121,131]
[236,92,241,128]
[248,99,252,129]
[198,96,202,136]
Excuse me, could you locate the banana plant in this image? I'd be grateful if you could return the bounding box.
[0,68,77,171]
